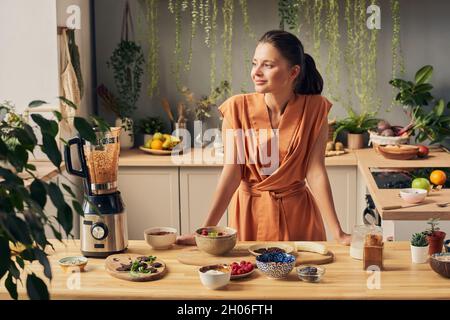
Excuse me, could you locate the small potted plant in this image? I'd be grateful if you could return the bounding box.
[410,232,429,263]
[424,218,446,255]
[333,108,379,150]
[138,116,165,144]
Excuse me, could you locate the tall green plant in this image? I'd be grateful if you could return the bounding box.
[324,0,340,103]
[0,99,109,300]
[145,0,160,97]
[209,0,218,95]
[222,0,234,96]
[239,0,255,93]
[278,0,300,31]
[185,0,198,72]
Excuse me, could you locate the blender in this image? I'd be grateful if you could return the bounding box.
[64,127,128,257]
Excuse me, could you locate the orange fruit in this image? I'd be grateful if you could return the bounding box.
[150,139,163,150]
[430,170,447,186]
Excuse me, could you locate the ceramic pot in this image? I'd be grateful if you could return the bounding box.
[115,117,134,149]
[427,231,446,255]
[347,133,365,150]
[410,244,429,264]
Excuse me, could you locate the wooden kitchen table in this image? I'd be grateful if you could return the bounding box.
[2,240,449,300]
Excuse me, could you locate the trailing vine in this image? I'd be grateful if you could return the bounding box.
[389,0,405,111]
[209,0,218,95]
[204,0,211,46]
[239,0,255,93]
[312,0,323,71]
[185,0,198,72]
[324,0,340,104]
[344,0,356,113]
[222,0,234,96]
[278,0,300,31]
[169,0,183,91]
[199,0,205,25]
[145,0,159,97]
[366,0,381,113]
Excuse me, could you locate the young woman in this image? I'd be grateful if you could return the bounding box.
[177,30,351,245]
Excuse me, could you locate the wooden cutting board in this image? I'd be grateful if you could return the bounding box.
[105,254,167,282]
[177,243,334,266]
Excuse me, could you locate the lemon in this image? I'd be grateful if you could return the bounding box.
[144,139,152,149]
[153,132,163,141]
[150,139,163,150]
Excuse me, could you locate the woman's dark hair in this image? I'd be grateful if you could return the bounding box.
[258,30,323,95]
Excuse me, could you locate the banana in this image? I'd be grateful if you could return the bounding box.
[295,241,328,255]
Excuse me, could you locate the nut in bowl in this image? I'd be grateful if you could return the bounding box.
[144,227,177,250]
[255,252,296,279]
[195,226,237,256]
[198,264,231,289]
[296,265,325,283]
[399,188,427,204]
[58,256,88,273]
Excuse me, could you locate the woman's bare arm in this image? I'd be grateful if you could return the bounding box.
[306,122,352,245]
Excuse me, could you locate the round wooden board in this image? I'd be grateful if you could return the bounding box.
[105,254,167,282]
[176,243,334,267]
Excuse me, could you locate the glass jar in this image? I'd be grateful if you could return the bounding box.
[350,224,382,260]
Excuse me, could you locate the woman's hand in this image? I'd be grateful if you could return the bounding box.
[335,231,352,246]
[176,233,196,246]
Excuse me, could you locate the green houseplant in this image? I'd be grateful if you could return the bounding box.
[333,108,379,150]
[138,116,165,143]
[0,99,109,300]
[410,232,429,264]
[389,65,450,144]
[424,218,446,255]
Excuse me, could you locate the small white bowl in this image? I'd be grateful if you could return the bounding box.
[144,227,177,250]
[399,188,427,204]
[198,264,231,290]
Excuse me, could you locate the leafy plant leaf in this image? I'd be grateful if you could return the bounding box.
[31,114,58,138]
[414,65,433,84]
[30,179,47,209]
[28,100,48,108]
[26,273,50,300]
[0,236,10,279]
[62,183,76,198]
[433,99,445,117]
[34,249,52,280]
[72,200,84,217]
[5,273,18,300]
[58,96,78,110]
[74,117,96,144]
[41,132,61,168]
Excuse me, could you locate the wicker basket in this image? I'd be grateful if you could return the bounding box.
[368,130,411,153]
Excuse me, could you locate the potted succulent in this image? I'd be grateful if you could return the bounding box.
[389,65,450,144]
[333,108,379,150]
[138,116,165,144]
[410,232,429,264]
[424,218,446,255]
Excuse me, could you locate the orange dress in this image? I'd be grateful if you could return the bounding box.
[218,92,332,241]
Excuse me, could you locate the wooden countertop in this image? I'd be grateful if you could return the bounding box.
[2,240,449,300]
[119,148,358,167]
[355,149,450,220]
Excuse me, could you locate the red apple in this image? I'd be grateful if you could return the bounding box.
[417,145,429,158]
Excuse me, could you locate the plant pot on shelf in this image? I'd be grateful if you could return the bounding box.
[427,231,446,255]
[347,133,365,150]
[115,117,134,149]
[410,244,429,264]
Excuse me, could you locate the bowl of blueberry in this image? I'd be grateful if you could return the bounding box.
[296,265,325,283]
[255,252,296,279]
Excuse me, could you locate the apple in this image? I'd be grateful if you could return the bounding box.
[417,145,429,158]
[411,177,431,194]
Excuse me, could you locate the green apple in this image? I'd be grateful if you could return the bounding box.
[144,139,152,149]
[412,178,431,193]
[152,132,163,141]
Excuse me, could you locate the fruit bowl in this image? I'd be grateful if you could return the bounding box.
[141,133,182,155]
[378,144,419,160]
[195,226,237,256]
[369,130,411,153]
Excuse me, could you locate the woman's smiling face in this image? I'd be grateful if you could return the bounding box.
[251,42,300,94]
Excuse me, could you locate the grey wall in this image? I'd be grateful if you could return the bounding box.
[94,0,450,144]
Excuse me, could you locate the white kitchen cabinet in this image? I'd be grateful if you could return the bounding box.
[179,167,227,234]
[118,167,180,240]
[325,166,358,240]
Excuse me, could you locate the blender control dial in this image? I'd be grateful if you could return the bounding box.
[91,223,108,240]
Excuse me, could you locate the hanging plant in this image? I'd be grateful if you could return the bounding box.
[366,0,381,114]
[343,0,356,113]
[199,0,205,25]
[181,0,189,11]
[239,0,255,93]
[312,0,323,70]
[222,0,234,96]
[324,0,340,104]
[145,0,159,97]
[185,0,198,72]
[204,0,211,46]
[169,0,183,91]
[209,0,218,95]
[278,0,300,31]
[297,0,312,45]
[389,0,405,111]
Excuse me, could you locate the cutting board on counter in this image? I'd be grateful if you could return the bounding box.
[105,254,167,282]
[177,243,334,266]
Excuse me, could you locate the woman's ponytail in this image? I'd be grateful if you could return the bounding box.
[295,53,323,95]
